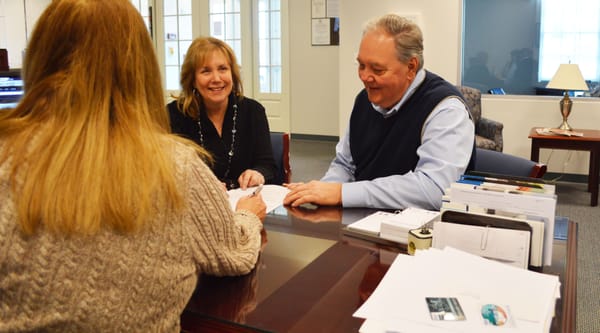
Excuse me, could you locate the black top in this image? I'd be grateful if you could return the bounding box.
[167,95,276,188]
[349,71,476,181]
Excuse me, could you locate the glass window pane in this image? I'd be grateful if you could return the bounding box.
[270,39,281,66]
[270,11,280,39]
[166,66,181,91]
[179,40,192,64]
[179,0,192,15]
[224,13,238,40]
[225,0,236,12]
[271,66,281,93]
[210,0,225,13]
[178,15,192,40]
[258,12,269,38]
[165,41,180,66]
[163,0,177,16]
[270,0,280,11]
[259,66,270,93]
[230,40,242,67]
[210,14,225,38]
[259,39,269,66]
[164,16,178,40]
[139,0,149,16]
[258,0,268,11]
[464,0,600,95]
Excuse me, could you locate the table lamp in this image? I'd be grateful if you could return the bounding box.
[546,64,588,131]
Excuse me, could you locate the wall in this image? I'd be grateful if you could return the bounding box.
[339,0,463,137]
[0,0,50,69]
[288,1,339,137]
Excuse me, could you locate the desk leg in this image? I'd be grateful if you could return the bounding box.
[531,140,540,162]
[590,147,599,206]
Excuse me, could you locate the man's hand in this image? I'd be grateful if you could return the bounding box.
[283,180,342,207]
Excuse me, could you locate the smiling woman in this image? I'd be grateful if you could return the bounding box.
[167,37,277,190]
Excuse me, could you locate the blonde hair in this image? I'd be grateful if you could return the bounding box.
[175,37,244,118]
[0,0,209,235]
[363,14,425,71]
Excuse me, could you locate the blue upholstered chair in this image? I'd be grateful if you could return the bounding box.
[269,132,292,184]
[472,148,547,178]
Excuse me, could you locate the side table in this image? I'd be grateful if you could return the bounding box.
[529,127,600,206]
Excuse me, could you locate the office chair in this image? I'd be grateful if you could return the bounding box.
[472,148,546,178]
[270,132,292,184]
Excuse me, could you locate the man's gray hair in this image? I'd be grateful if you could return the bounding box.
[363,14,424,70]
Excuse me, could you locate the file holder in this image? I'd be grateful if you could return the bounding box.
[433,210,533,269]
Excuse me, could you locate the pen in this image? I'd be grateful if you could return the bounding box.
[251,184,263,196]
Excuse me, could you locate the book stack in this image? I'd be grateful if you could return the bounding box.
[441,172,557,268]
[379,207,440,244]
[344,207,440,245]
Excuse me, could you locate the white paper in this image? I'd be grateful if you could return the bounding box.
[227,184,290,213]
[354,247,560,333]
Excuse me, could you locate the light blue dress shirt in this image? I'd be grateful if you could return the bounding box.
[321,69,475,210]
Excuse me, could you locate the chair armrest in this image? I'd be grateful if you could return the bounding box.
[476,117,504,152]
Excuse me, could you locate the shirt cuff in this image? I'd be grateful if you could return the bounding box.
[341,181,364,207]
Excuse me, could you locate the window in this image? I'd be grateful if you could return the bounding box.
[162,0,192,90]
[539,0,600,82]
[209,0,242,66]
[462,0,600,96]
[257,0,281,94]
[130,0,152,34]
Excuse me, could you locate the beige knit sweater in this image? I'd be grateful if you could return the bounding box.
[0,141,263,332]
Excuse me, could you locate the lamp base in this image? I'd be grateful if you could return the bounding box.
[558,92,573,131]
[558,120,572,131]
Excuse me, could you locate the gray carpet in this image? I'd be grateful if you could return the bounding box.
[289,138,599,333]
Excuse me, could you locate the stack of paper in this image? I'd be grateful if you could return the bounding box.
[345,208,440,244]
[442,173,557,267]
[379,208,440,243]
[354,247,560,333]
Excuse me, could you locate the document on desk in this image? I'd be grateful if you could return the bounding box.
[227,184,290,213]
[354,247,560,333]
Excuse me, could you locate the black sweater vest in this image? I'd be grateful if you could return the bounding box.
[349,71,475,181]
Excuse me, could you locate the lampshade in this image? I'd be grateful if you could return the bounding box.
[546,64,588,91]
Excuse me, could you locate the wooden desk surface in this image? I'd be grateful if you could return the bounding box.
[529,127,600,141]
[181,206,577,333]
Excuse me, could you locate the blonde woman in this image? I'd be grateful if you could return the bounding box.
[168,37,276,190]
[0,0,265,331]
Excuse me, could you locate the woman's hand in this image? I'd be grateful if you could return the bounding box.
[238,169,265,189]
[236,193,267,221]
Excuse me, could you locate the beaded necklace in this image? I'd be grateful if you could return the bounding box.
[194,90,238,188]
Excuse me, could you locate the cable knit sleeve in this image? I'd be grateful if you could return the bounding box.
[177,145,263,276]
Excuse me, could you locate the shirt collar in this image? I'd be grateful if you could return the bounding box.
[372,69,426,118]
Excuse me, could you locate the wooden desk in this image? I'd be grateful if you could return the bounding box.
[181,206,578,333]
[529,127,600,206]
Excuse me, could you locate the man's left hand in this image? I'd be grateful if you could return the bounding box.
[283,180,342,207]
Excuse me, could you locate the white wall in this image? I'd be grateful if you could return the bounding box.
[0,0,50,69]
[288,1,339,137]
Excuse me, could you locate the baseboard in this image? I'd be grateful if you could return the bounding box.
[290,133,339,142]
